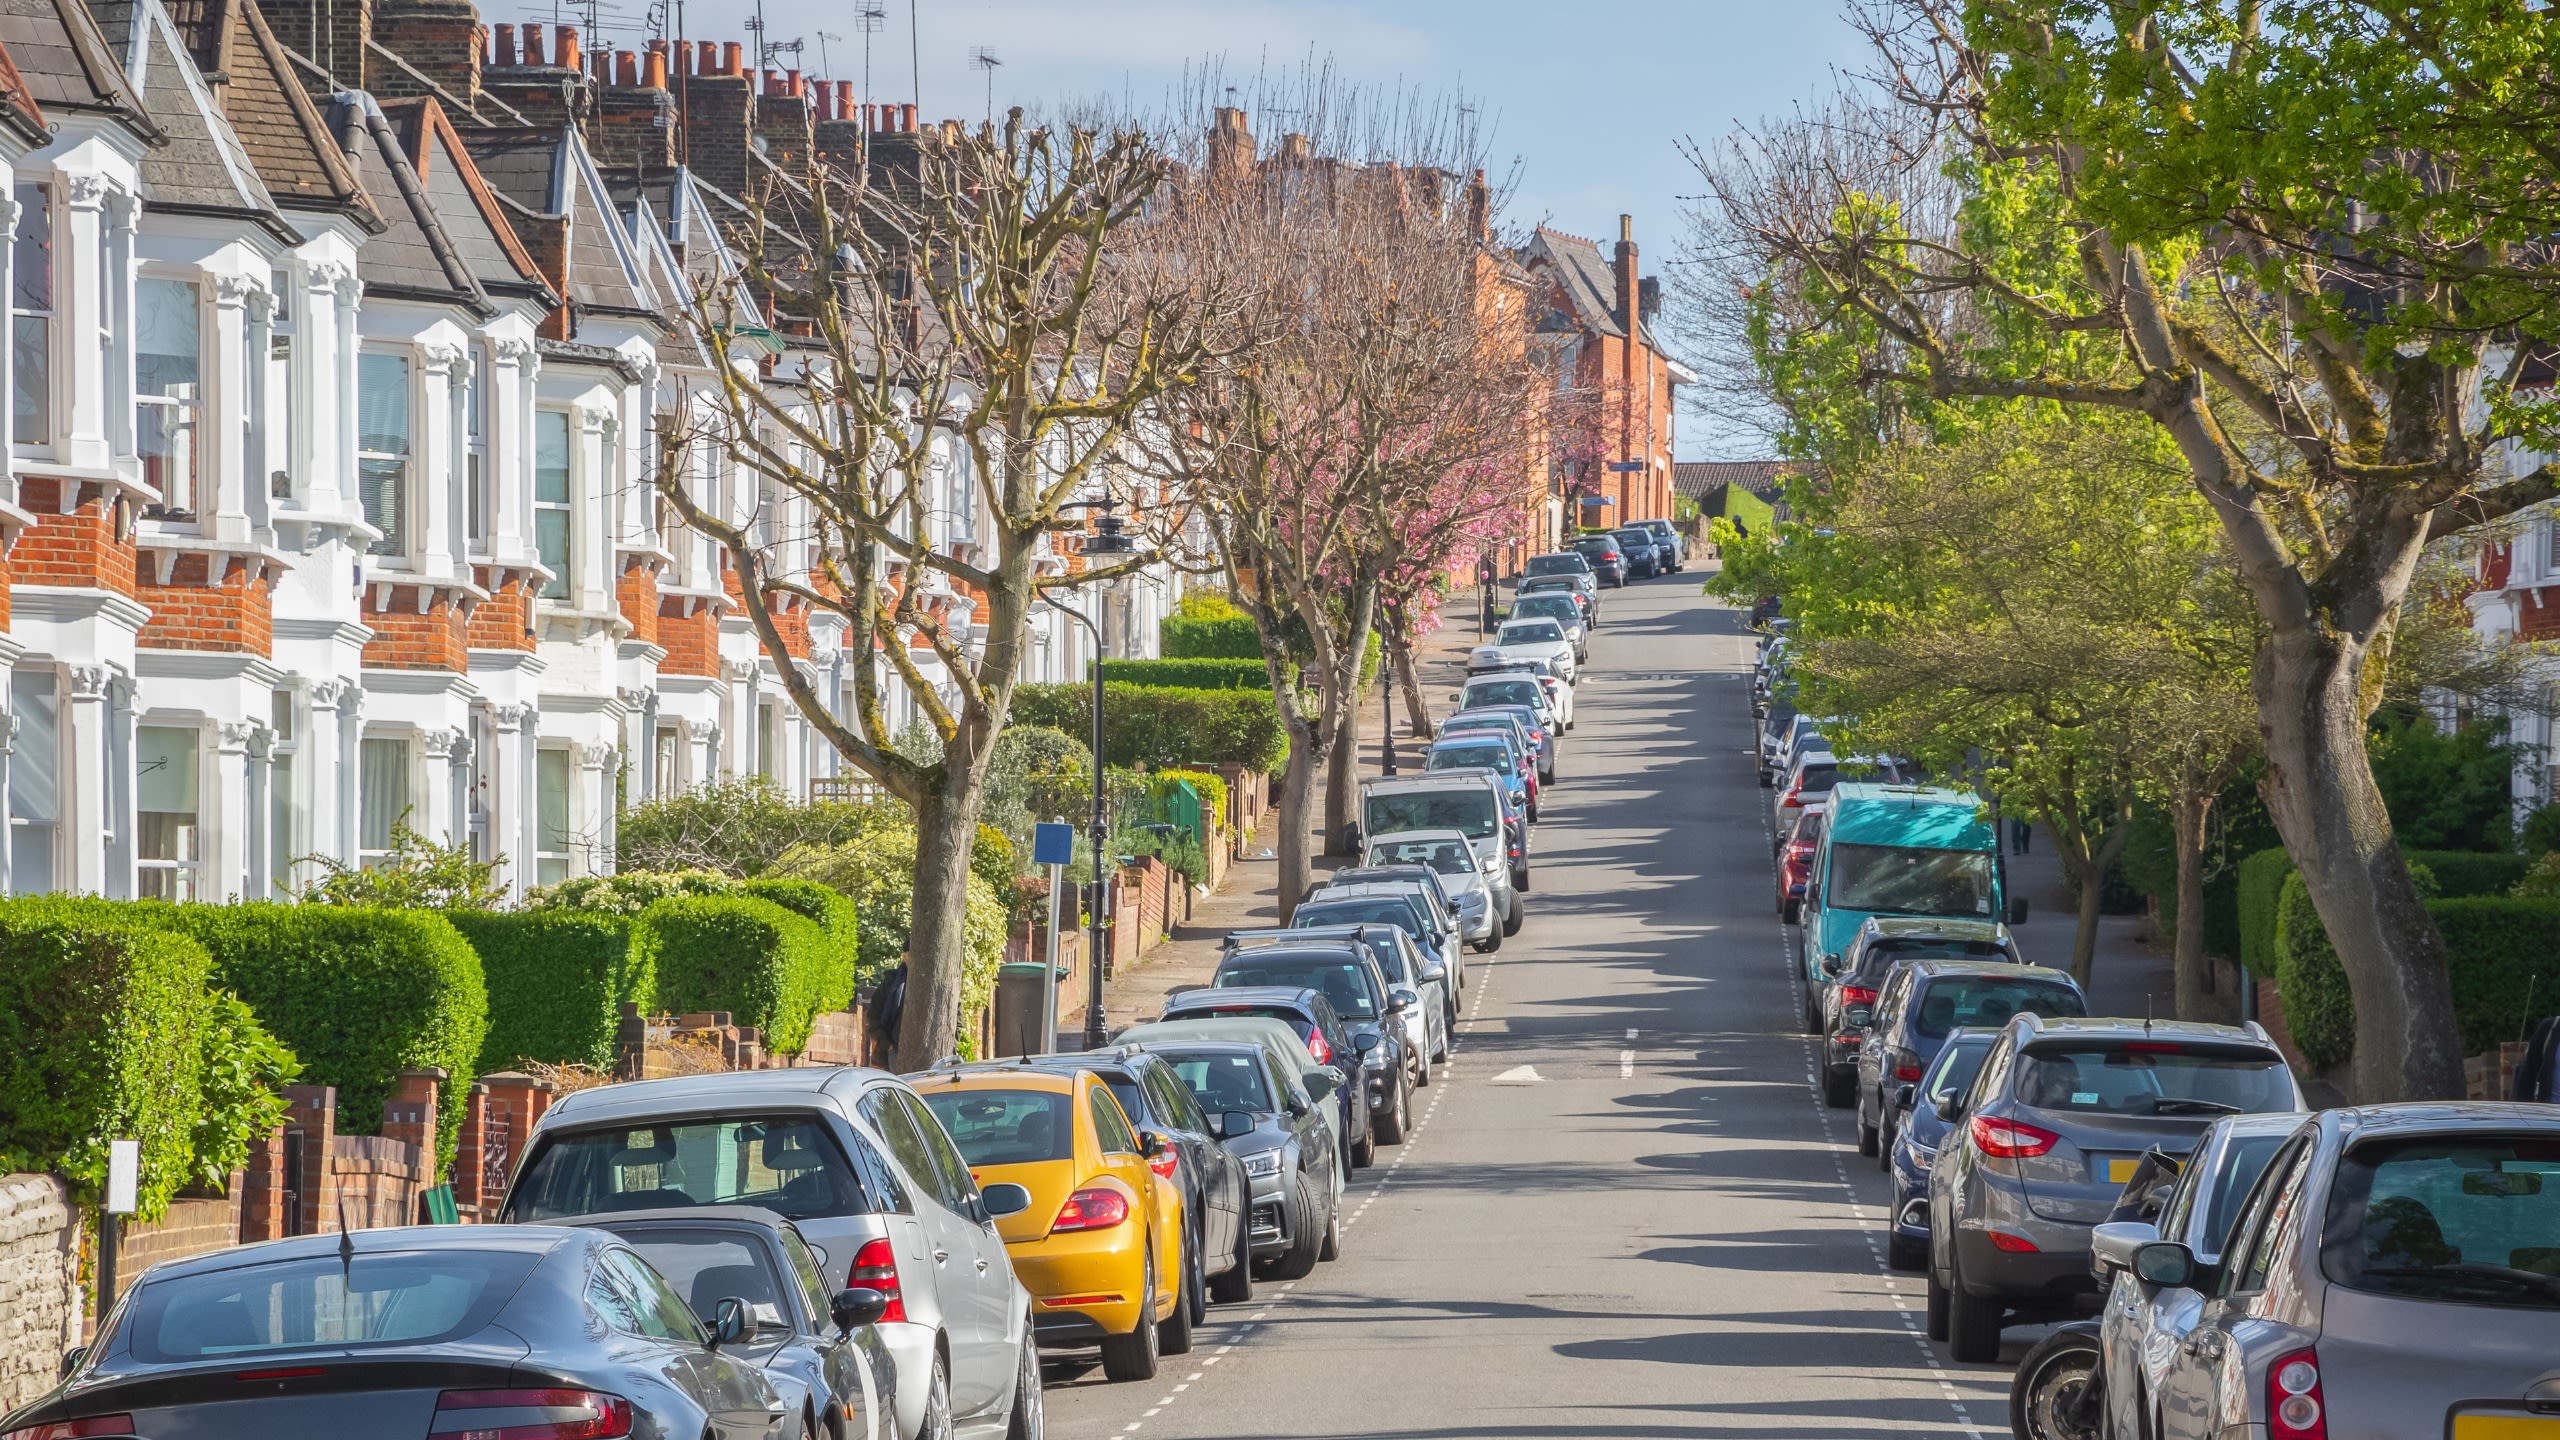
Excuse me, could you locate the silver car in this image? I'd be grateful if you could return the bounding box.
[2116,1102,2560,1440]
[1365,827,1503,951]
[1470,617,1578,686]
[1925,1014,2303,1363]
[1506,591,1589,661]
[501,1068,1041,1440]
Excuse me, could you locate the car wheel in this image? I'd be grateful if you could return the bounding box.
[919,1350,956,1440]
[1781,899,1801,925]
[1526,800,1540,822]
[1004,1331,1044,1440]
[1824,1066,1857,1110]
[1802,989,1824,1036]
[1414,1043,1433,1085]
[1887,1230,1928,1272]
[1374,1076,1410,1145]
[1159,1245,1195,1357]
[1877,1119,1898,1172]
[1318,1192,1342,1261]
[1266,1176,1321,1279]
[1211,1214,1253,1303]
[1352,1119,1377,1169]
[1099,1251,1161,1382]
[1854,1109,1879,1153]
[1512,865,1531,894]
[2010,1325,2103,1440]
[1925,1264,1951,1341]
[1501,897,1523,936]
[1945,1252,2004,1364]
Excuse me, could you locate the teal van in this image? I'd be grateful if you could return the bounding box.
[1797,783,2024,1031]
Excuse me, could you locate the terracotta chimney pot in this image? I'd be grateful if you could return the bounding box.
[836,81,854,116]
[556,24,581,73]
[722,41,743,76]
[616,49,637,86]
[495,24,518,64]
[900,102,916,131]
[786,69,802,97]
[644,42,669,89]
[521,22,544,66]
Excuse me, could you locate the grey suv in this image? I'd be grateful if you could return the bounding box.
[1924,1014,2303,1362]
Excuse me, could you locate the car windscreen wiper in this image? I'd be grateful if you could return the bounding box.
[2145,1097,2244,1116]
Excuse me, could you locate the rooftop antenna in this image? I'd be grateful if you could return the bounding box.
[908,0,920,116]
[970,46,1001,124]
[813,29,843,79]
[855,6,885,106]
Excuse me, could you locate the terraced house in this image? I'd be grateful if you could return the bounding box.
[0,0,1181,902]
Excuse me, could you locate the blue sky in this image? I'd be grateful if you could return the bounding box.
[743,1,1865,456]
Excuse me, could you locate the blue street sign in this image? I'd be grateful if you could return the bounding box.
[1605,460,1645,472]
[1032,822,1076,867]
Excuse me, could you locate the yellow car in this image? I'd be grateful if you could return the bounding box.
[915,1064,1192,1381]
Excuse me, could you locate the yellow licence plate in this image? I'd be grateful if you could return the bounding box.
[2107,1158,2139,1184]
[2455,1418,2560,1439]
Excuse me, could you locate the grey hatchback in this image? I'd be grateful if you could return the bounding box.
[1925,1014,2303,1362]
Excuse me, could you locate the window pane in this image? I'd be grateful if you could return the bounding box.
[537,746,570,855]
[11,314,44,446]
[12,185,50,312]
[536,507,569,598]
[268,333,293,498]
[9,668,57,825]
[136,725,199,900]
[535,410,570,502]
[360,737,408,854]
[270,750,294,897]
[359,353,410,556]
[137,278,201,510]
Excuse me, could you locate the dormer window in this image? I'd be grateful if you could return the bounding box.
[11,182,50,446]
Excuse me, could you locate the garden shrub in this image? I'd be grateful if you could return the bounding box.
[1010,682,1286,772]
[1096,658,1270,690]
[189,992,298,1195]
[527,869,737,916]
[615,776,885,876]
[2522,804,2560,860]
[158,903,486,1167]
[2239,847,2529,984]
[1161,596,1262,659]
[2280,872,2560,1068]
[0,903,217,1219]
[640,896,833,1054]
[2273,873,2357,1071]
[769,833,1011,1040]
[737,878,861,1013]
[447,911,649,1073]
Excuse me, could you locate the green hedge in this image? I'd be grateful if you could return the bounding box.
[1162,612,1263,659]
[1011,682,1287,772]
[2277,875,2560,1068]
[2237,846,2531,981]
[448,911,648,1073]
[158,904,485,1168]
[0,904,216,1219]
[737,878,861,1013]
[641,896,834,1054]
[1096,658,1271,690]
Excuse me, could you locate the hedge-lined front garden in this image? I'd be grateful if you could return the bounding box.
[2275,873,2560,1068]
[448,910,647,1074]
[2236,846,2531,981]
[641,896,839,1054]
[1011,681,1287,772]
[1097,657,1271,690]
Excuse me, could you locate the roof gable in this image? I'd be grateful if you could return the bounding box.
[97,0,283,230]
[161,0,372,219]
[375,96,552,306]
[2,0,143,129]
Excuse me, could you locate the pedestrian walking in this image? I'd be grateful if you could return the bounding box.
[866,958,908,1064]
[2010,817,2032,855]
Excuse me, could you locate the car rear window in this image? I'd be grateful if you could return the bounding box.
[920,1089,1075,1167]
[1500,622,1565,644]
[127,1249,538,1362]
[1853,938,2011,982]
[616,1230,794,1329]
[1219,958,1379,1018]
[1465,680,1544,711]
[506,1115,868,1222]
[1160,1050,1273,1112]
[2014,1043,2293,1117]
[2323,1135,2560,1308]
[1169,1002,1319,1045]
[1429,744,1512,774]
[1524,555,1586,576]
[1910,978,2084,1038]
[1292,900,1422,941]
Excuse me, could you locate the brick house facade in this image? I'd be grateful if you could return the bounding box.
[1525,219,1693,534]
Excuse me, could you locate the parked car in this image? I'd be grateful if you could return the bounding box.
[1817,917,2026,1107]
[1468,659,1576,729]
[1110,1015,1349,1200]
[27,1225,797,1440]
[499,1067,1040,1440]
[1517,572,1600,628]
[1157,985,1376,1171]
[1208,945,1416,1156]
[1427,731,1535,819]
[1764,711,1827,787]
[1430,709,1540,809]
[1571,533,1629,586]
[1856,958,2088,1149]
[1365,827,1507,952]
[1612,527,1662,577]
[1362,771,1530,901]
[1236,920,1452,1066]
[910,1064,1189,1382]
[1505,590,1590,660]
[1443,702,1557,785]
[550,1206,900,1440]
[1459,668,1569,735]
[1884,1028,1999,1270]
[2101,1103,2560,1440]
[1470,616,1579,686]
[1926,1014,2304,1362]
[1312,864,1471,954]
[1800,782,2024,1029]
[1135,1039,1342,1282]
[1777,804,1825,924]
[1517,550,1596,591]
[1631,517,1685,571]
[1006,1048,1253,1308]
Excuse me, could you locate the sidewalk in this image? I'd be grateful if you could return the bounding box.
[1999,824,2177,1018]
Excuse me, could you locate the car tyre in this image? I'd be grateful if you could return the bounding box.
[1824,1066,1857,1111]
[1854,1109,1879,1152]
[1351,1120,1376,1170]
[919,1350,956,1440]
[1374,1076,1410,1145]
[1801,989,1824,1036]
[1265,1176,1321,1280]
[1159,1247,1195,1357]
[1211,1216,1253,1303]
[1318,1193,1342,1262]
[1945,1254,2004,1364]
[2010,1325,2103,1440]
[1099,1253,1162,1382]
[1004,1331,1044,1440]
[1512,866,1531,893]
[1925,1264,1951,1341]
[1877,1119,1898,1171]
[1887,1230,1928,1272]
[1501,897,1523,936]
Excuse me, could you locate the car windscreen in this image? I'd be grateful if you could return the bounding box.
[1291,902,1424,949]
[1924,1039,1994,1104]
[1613,530,1650,547]
[1160,1049,1273,1112]
[1910,978,2085,1039]
[1513,597,1579,625]
[616,1230,794,1329]
[1429,744,1512,775]
[1500,622,1565,645]
[1218,958,1379,1018]
[1524,555,1586,576]
[1365,789,1497,840]
[920,1088,1076,1167]
[2203,1134,2290,1252]
[1853,938,2011,982]
[1368,838,1474,876]
[1826,843,1999,919]
[2013,1043,2294,1117]
[505,1115,868,1222]
[1520,578,1581,596]
[1465,680,1544,711]
[126,1248,539,1362]
[2322,1135,2560,1309]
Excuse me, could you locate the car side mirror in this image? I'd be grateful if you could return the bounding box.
[2008,897,2029,925]
[1388,987,1417,1013]
[2090,1220,2159,1276]
[1894,1083,1916,1113]
[2131,1240,2200,1290]
[1820,953,1845,976]
[58,1346,86,1380]
[709,1295,750,1349]
[1935,1093,1963,1124]
[1303,1069,1339,1100]
[1220,1110,1257,1140]
[1139,1130,1172,1159]
[981,1182,1033,1219]
[1354,1032,1383,1053]
[1419,963,1448,984]
[831,1286,889,1336]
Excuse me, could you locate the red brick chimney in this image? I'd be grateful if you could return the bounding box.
[682,55,757,195]
[371,0,483,106]
[1615,213,1640,331]
[1209,105,1254,180]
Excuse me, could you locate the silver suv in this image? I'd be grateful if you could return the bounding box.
[1924,1014,2303,1362]
[1360,773,1525,916]
[502,1067,1039,1440]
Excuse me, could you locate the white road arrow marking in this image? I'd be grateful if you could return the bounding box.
[1490,1065,1544,1085]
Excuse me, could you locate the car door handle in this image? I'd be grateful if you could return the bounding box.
[975,1258,990,1273]
[2181,1333,2224,1359]
[933,1248,951,1263]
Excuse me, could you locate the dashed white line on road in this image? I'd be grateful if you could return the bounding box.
[1618,1048,1635,1078]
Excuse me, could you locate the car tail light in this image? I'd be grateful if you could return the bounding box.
[3,1418,138,1440]
[1894,1064,1923,1082]
[1303,1027,1332,1065]
[1832,1031,1863,1046]
[428,1390,632,1440]
[1987,1231,2040,1254]
[1053,1186,1131,1232]
[1148,1149,1179,1179]
[2267,1348,2325,1439]
[1840,985,1878,1007]
[847,1237,908,1323]
[1969,1114,2060,1158]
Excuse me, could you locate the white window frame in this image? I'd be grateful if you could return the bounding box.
[534,407,573,598]
[535,743,573,884]
[358,349,413,559]
[134,273,205,516]
[359,733,412,866]
[134,722,202,901]
[266,268,295,500]
[268,688,298,897]
[464,341,488,546]
[10,180,51,450]
[8,666,59,894]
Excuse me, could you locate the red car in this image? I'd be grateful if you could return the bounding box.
[1777,805,1825,924]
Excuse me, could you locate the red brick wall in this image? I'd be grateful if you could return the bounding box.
[2521,589,2560,642]
[657,601,719,676]
[363,589,469,670]
[0,540,14,629]
[113,1188,244,1300]
[617,557,659,646]
[136,553,274,655]
[769,599,812,660]
[13,478,134,596]
[468,569,539,651]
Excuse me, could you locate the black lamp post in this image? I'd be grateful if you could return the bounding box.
[1049,501,1135,1050]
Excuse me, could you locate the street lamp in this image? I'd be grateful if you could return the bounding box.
[1046,500,1136,1050]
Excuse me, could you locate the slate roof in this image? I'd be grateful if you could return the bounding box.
[0,0,143,129]
[1673,460,1791,500]
[92,0,284,232]
[455,121,662,333]
[1530,226,1633,342]
[360,96,552,311]
[0,35,49,144]
[159,0,369,220]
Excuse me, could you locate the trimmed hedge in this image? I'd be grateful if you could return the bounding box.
[1096,658,1271,690]
[1011,682,1287,772]
[737,878,862,1013]
[2277,874,2560,1068]
[0,903,216,1219]
[2237,846,2531,981]
[1161,612,1262,660]
[640,896,835,1054]
[157,904,486,1168]
[448,911,649,1073]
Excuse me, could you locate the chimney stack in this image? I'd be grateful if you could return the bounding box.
[643,40,668,89]
[555,24,580,73]
[683,46,758,195]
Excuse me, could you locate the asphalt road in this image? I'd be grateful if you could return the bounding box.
[1041,576,2018,1440]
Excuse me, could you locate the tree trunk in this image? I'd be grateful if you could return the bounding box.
[1326,695,1363,855]
[2253,626,2464,1101]
[2170,787,2230,1024]
[1274,716,1323,923]
[898,786,984,1072]
[2050,814,2129,992]
[1394,636,1435,739]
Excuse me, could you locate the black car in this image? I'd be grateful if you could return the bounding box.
[1135,1039,1343,1282]
[1013,1047,1254,1304]
[551,1206,896,1440]
[1157,984,1377,1170]
[21,1225,790,1439]
[1817,920,2027,1109]
[1612,528,1662,578]
[1208,944,1415,1157]
[1571,534,1629,586]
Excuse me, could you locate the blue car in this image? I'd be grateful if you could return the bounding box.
[1883,1027,1997,1270]
[1425,735,1532,819]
